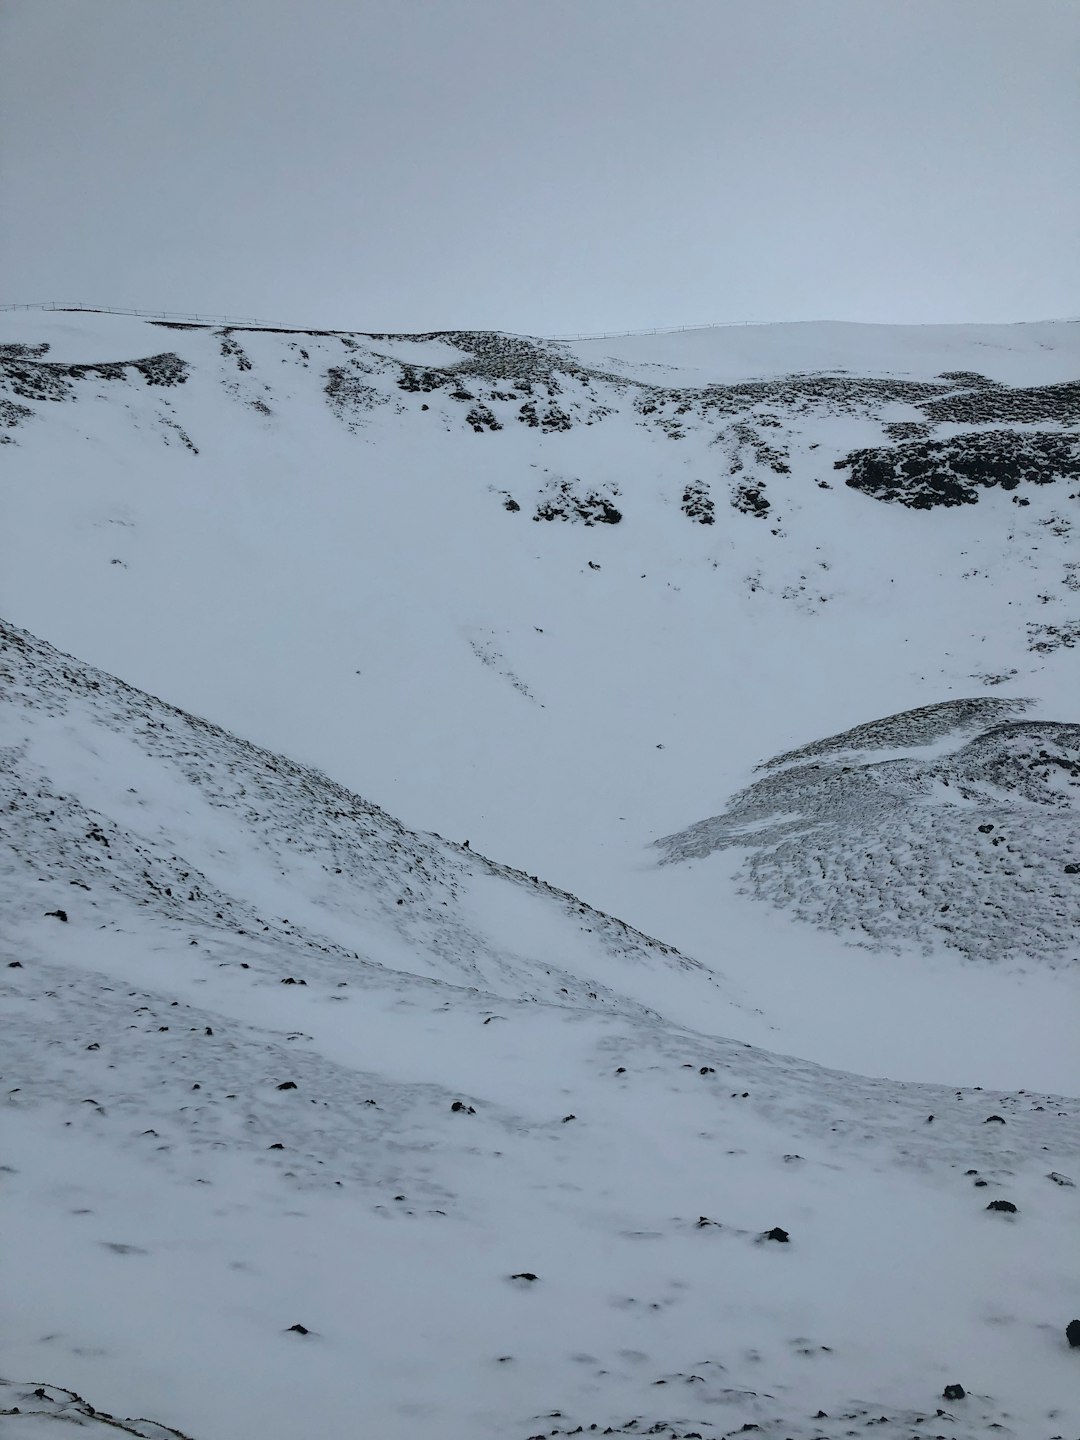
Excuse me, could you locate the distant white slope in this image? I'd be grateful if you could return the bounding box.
[2,619,1080,1440]
[562,317,1080,385]
[1,312,1078,1083]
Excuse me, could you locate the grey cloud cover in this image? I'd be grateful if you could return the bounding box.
[1,0,1076,333]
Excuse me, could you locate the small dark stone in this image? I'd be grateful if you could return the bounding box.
[1066,1318,1080,1347]
[277,1081,298,1091]
[451,1100,476,1114]
[942,1384,966,1400]
[286,1323,309,1334]
[986,1199,1017,1213]
[268,1143,284,1150]
[763,1227,790,1243]
[45,909,68,922]
[8,960,23,968]
[561,1114,576,1122]
[511,1272,538,1281]
[984,1115,1006,1123]
[699,1066,714,1075]
[615,1066,626,1074]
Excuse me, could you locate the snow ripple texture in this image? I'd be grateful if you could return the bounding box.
[657,699,1080,966]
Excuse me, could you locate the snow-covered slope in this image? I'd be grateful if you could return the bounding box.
[3,619,1079,1440]
[2,310,1078,1083]
[658,696,1080,965]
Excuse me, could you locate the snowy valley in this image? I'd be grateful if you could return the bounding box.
[1,310,1079,1439]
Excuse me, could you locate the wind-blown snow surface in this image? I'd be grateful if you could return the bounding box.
[3,312,1079,1086]
[3,620,1080,1440]
[657,697,1080,964]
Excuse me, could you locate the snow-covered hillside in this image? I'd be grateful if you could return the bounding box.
[3,618,1079,1440]
[658,696,1080,965]
[2,310,1079,1438]
[2,310,1078,1082]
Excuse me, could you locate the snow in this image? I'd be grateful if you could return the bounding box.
[562,318,1080,386]
[2,312,1079,1439]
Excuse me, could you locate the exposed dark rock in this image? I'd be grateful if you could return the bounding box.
[985,1199,1018,1213]
[837,430,1080,509]
[45,908,68,922]
[1066,1318,1080,1347]
[732,483,771,518]
[681,480,715,524]
[534,479,622,525]
[923,379,1080,425]
[942,1383,966,1400]
[762,1227,790,1242]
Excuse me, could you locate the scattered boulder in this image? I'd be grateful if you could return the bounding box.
[451,1100,475,1114]
[286,1323,310,1335]
[762,1227,790,1243]
[276,1081,298,1091]
[510,1272,538,1282]
[986,1199,1018,1213]
[45,909,68,922]
[942,1384,966,1401]
[1066,1319,1080,1348]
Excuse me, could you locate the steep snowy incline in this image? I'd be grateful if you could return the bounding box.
[0,617,737,1024]
[2,312,1078,1083]
[3,619,1079,1440]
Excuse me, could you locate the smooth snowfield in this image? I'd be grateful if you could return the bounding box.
[2,620,1079,1440]
[2,312,1078,1085]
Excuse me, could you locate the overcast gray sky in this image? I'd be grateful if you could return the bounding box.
[2,0,1076,335]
